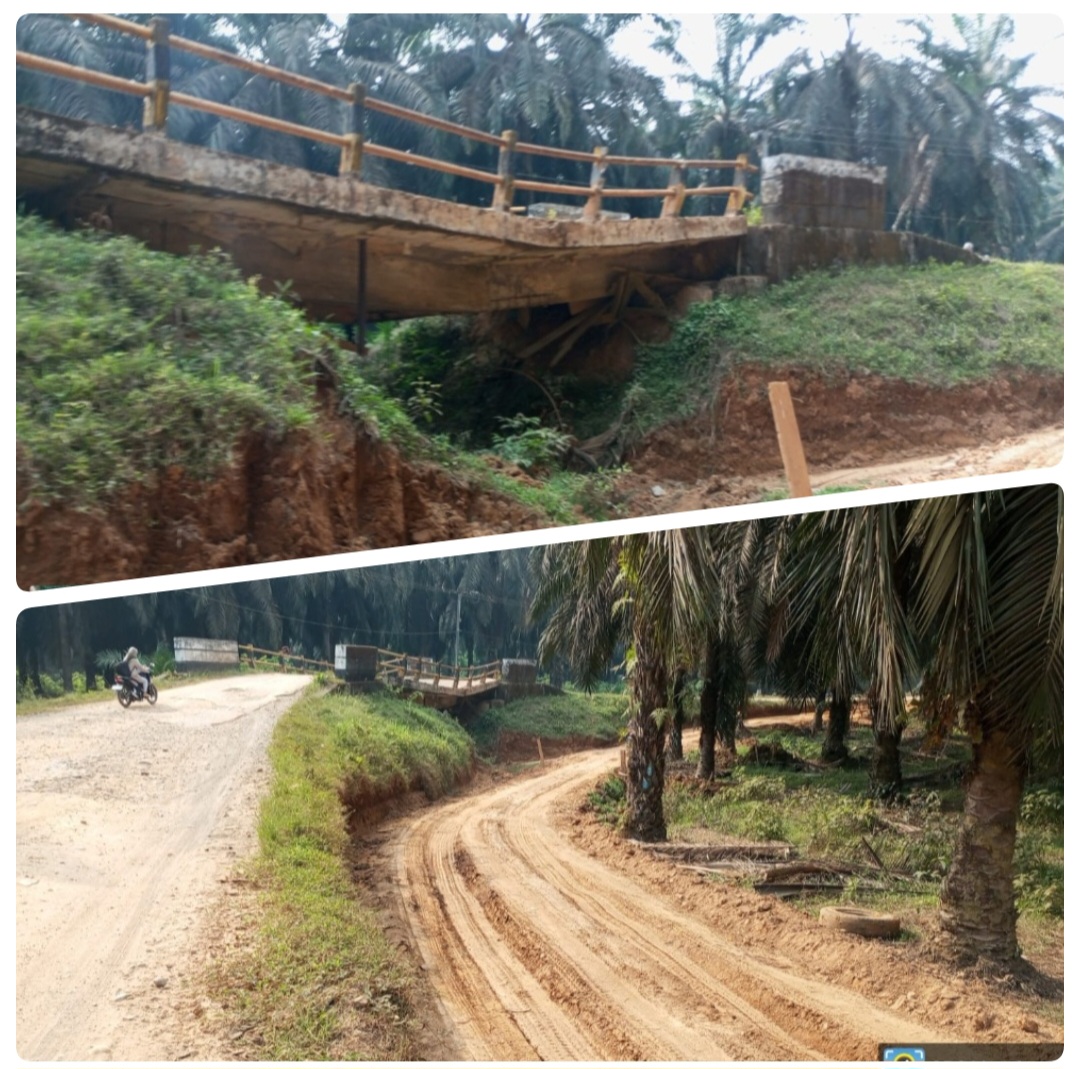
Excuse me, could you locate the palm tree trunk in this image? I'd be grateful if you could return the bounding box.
[57,604,74,693]
[812,689,827,734]
[821,691,851,762]
[717,679,738,755]
[939,718,1027,960]
[624,620,668,842]
[869,692,904,799]
[667,668,686,761]
[697,634,721,778]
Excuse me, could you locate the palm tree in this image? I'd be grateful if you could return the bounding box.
[908,485,1063,960]
[532,529,715,839]
[768,27,939,234]
[782,503,919,788]
[905,15,1063,257]
[16,14,146,127]
[671,14,803,210]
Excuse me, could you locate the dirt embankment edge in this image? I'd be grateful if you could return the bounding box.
[16,414,549,588]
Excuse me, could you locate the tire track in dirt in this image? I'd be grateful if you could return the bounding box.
[389,749,954,1061]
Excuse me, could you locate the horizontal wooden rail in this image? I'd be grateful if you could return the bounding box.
[514,178,595,197]
[238,643,334,671]
[17,49,149,97]
[20,15,757,218]
[513,138,758,174]
[170,90,346,147]
[70,12,153,40]
[365,142,498,183]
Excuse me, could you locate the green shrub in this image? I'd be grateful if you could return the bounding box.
[16,215,414,505]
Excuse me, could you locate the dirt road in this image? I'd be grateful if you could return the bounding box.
[15,673,310,1062]
[622,425,1064,516]
[388,749,951,1061]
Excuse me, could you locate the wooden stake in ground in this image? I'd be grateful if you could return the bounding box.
[767,381,812,498]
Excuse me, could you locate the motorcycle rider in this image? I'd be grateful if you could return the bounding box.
[121,646,149,698]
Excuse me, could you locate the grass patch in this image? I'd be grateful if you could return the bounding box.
[17,215,330,505]
[206,685,474,1060]
[466,690,628,754]
[15,684,118,715]
[628,261,1063,435]
[587,773,627,826]
[664,721,1063,943]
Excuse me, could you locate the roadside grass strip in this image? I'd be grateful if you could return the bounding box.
[206,685,473,1060]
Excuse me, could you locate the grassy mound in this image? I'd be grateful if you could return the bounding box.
[15,215,611,523]
[629,260,1063,434]
[467,689,628,754]
[17,215,331,503]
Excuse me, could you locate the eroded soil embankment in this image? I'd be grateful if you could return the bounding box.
[16,415,549,588]
[621,366,1063,510]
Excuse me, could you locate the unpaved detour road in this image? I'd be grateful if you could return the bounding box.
[15,673,310,1062]
[388,748,949,1061]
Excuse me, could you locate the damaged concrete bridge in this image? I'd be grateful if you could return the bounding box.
[16,106,747,323]
[17,15,753,325]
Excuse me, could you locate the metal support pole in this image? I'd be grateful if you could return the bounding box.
[356,237,368,354]
[453,592,462,666]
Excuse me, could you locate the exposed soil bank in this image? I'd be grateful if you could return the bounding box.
[620,366,1062,512]
[17,366,1062,588]
[16,416,549,588]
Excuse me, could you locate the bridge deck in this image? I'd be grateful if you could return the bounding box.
[402,672,501,696]
[17,107,746,321]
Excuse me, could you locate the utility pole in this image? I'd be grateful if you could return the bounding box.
[453,591,462,666]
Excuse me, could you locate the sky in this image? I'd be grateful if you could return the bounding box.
[612,13,1065,119]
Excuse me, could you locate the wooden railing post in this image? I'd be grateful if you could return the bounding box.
[492,129,517,211]
[142,16,171,134]
[340,82,365,176]
[726,152,749,215]
[661,163,687,218]
[582,146,608,222]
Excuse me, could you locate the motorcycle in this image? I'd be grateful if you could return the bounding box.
[112,668,158,708]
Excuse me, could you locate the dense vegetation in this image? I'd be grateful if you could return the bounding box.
[16,216,386,505]
[17,13,1063,259]
[16,550,540,698]
[15,217,618,523]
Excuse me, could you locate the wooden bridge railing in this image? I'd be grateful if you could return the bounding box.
[374,649,503,693]
[238,644,334,673]
[18,13,757,219]
[237,642,503,694]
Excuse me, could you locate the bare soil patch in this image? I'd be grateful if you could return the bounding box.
[620,366,1063,513]
[369,749,1062,1060]
[16,413,550,589]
